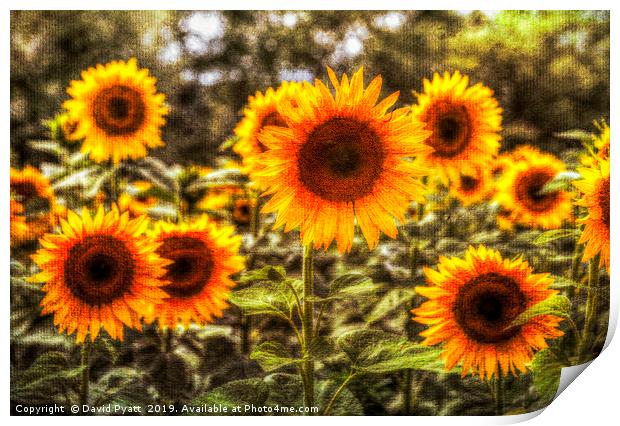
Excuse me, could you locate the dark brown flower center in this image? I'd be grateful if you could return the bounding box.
[297,118,385,202]
[598,177,610,230]
[514,168,560,213]
[157,235,214,298]
[460,174,480,193]
[425,102,472,158]
[64,235,135,306]
[233,201,251,224]
[453,273,527,343]
[92,85,146,136]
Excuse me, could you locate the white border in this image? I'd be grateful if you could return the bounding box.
[3,1,617,423]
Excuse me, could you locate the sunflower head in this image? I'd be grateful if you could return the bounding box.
[10,166,57,246]
[148,216,245,329]
[412,245,564,380]
[232,198,255,226]
[63,58,168,164]
[251,67,432,253]
[494,147,573,230]
[29,206,170,342]
[234,81,302,175]
[574,159,610,270]
[449,164,492,206]
[412,71,502,176]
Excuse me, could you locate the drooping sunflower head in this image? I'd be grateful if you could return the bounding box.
[63,58,168,164]
[233,81,302,174]
[252,67,432,253]
[494,147,573,230]
[574,159,610,270]
[29,206,170,342]
[449,164,492,206]
[148,216,245,329]
[412,245,564,380]
[10,166,57,246]
[412,71,502,176]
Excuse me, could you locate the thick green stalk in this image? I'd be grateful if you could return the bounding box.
[79,340,91,409]
[578,253,601,363]
[301,244,315,412]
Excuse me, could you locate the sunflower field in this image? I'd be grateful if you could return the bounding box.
[10,10,610,416]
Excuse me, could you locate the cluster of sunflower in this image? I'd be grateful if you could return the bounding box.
[11,58,610,411]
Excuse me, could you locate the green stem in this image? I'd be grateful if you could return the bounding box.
[79,340,91,409]
[323,372,355,416]
[568,242,583,300]
[578,253,601,363]
[301,244,315,413]
[494,367,504,416]
[250,195,260,238]
[240,314,251,355]
[161,328,174,353]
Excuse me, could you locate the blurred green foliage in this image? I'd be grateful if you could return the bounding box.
[11,10,609,167]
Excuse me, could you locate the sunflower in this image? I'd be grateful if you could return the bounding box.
[449,164,492,206]
[118,181,158,217]
[232,198,255,226]
[148,216,244,329]
[581,121,610,167]
[63,58,168,163]
[412,71,502,176]
[412,245,564,379]
[252,67,432,253]
[29,206,170,342]
[234,81,301,174]
[574,159,610,270]
[10,199,29,247]
[494,148,573,229]
[10,167,57,246]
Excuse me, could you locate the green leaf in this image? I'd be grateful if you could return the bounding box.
[336,329,451,374]
[530,349,562,402]
[230,278,302,317]
[311,274,380,302]
[366,288,416,323]
[553,129,592,140]
[538,171,580,195]
[14,351,85,399]
[509,295,571,328]
[52,166,99,190]
[219,135,241,151]
[250,341,302,372]
[316,379,364,415]
[307,336,335,360]
[239,266,286,285]
[533,228,581,245]
[27,140,68,157]
[191,379,269,415]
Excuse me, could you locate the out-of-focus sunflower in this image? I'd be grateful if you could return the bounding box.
[118,181,158,217]
[10,199,29,247]
[495,148,573,229]
[574,159,610,270]
[232,198,255,226]
[148,216,244,329]
[10,167,57,246]
[29,207,170,342]
[412,245,564,379]
[581,121,610,167]
[234,81,301,174]
[63,58,168,163]
[252,67,432,253]
[412,71,502,176]
[449,165,492,206]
